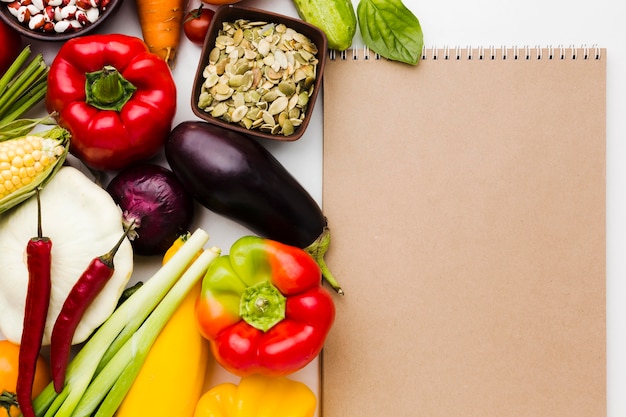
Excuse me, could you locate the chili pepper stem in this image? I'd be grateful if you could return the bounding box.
[35,187,43,238]
[304,227,344,295]
[100,220,135,266]
[120,211,141,242]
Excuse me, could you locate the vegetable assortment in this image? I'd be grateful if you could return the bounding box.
[165,121,343,294]
[293,0,423,63]
[31,230,218,417]
[0,166,134,346]
[0,0,426,415]
[115,236,209,417]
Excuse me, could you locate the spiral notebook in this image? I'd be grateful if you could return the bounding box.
[321,46,606,417]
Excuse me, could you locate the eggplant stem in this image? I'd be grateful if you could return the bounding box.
[304,227,344,295]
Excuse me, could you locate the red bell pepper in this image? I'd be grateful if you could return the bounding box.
[196,236,335,377]
[45,34,176,171]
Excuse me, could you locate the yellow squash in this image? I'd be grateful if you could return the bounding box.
[193,374,317,417]
[115,235,209,417]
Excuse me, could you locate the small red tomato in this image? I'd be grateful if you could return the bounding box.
[0,19,23,75]
[183,5,215,46]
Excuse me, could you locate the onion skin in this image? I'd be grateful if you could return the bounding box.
[106,163,195,256]
[164,121,326,249]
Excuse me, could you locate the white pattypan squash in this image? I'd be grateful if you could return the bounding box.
[0,166,134,346]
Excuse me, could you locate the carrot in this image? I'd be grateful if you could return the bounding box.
[134,0,187,66]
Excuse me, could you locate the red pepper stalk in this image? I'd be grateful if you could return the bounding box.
[17,189,52,417]
[50,224,133,393]
[195,236,336,377]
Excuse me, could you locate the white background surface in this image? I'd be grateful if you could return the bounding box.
[8,0,625,415]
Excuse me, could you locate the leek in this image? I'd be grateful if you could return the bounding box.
[74,248,220,417]
[29,228,216,417]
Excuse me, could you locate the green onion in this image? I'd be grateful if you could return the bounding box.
[29,228,217,417]
[76,248,220,417]
[0,46,49,124]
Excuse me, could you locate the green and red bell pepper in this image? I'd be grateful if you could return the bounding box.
[45,33,177,171]
[196,236,335,377]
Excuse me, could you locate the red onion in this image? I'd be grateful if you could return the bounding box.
[106,163,195,256]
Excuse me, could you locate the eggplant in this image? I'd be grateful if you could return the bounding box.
[165,121,342,294]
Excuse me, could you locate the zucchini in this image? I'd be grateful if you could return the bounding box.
[292,0,357,51]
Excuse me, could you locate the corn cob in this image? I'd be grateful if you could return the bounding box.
[0,126,70,214]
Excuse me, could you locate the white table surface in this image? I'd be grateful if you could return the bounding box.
[10,0,626,415]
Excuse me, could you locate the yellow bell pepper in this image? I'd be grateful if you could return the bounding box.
[115,234,210,417]
[194,374,317,417]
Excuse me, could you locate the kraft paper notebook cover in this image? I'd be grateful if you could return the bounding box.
[321,46,606,417]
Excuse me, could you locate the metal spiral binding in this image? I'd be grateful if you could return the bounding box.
[328,44,602,61]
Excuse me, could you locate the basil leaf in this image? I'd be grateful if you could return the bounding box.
[357,0,424,65]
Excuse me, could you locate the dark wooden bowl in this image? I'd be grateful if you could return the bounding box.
[191,4,328,142]
[0,0,122,42]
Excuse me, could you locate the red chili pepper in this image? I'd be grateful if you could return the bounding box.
[50,226,132,393]
[17,189,52,417]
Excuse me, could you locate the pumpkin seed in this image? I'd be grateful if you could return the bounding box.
[262,111,275,126]
[282,119,295,136]
[231,105,248,122]
[211,102,229,117]
[197,18,320,136]
[268,96,289,115]
[261,90,280,102]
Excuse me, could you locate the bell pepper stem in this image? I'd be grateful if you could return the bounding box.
[85,66,137,112]
[304,227,344,295]
[240,281,286,332]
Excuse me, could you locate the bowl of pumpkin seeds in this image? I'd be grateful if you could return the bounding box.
[191,4,328,141]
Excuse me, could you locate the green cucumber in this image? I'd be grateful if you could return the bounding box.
[292,0,357,51]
